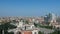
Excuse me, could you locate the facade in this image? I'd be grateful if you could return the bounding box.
[8,21,39,34]
[50,13,56,23]
[8,28,39,34]
[21,30,32,34]
[21,29,39,34]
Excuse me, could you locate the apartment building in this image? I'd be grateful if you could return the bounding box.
[8,21,39,34]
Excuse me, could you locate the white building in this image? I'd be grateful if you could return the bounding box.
[8,23,39,34]
[17,21,23,28]
[50,13,56,23]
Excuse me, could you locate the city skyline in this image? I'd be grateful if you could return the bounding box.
[0,0,60,16]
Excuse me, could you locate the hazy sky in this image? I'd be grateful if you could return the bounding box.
[0,0,60,16]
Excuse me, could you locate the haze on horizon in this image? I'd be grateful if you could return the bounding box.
[0,0,60,16]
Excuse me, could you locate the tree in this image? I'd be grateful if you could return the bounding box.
[25,20,29,24]
[0,22,17,34]
[50,30,60,34]
[34,23,37,27]
[38,31,44,34]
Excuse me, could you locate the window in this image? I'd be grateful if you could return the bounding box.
[35,32,37,34]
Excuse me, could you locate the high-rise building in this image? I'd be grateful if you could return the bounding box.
[44,13,57,25]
